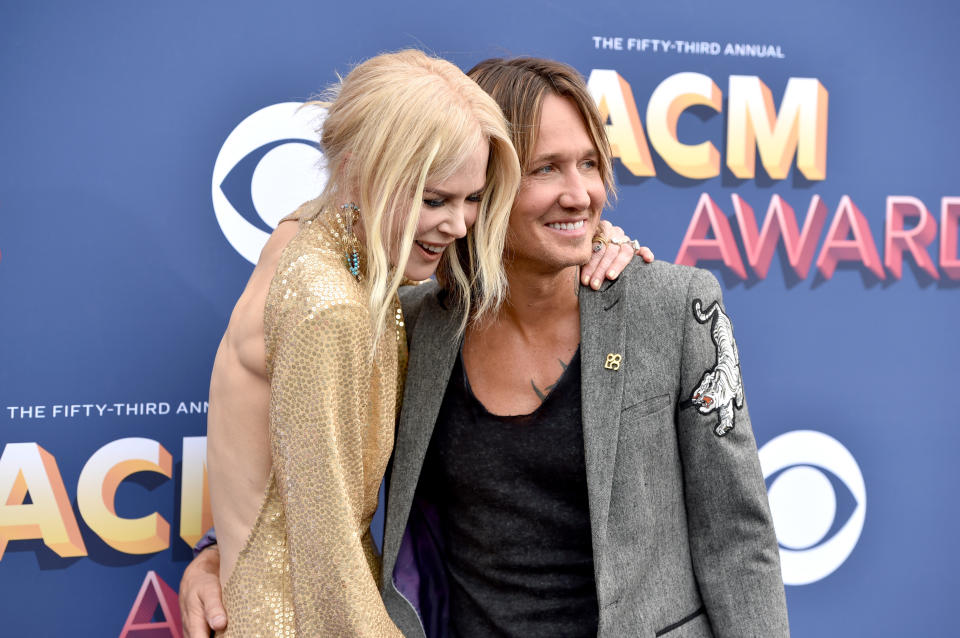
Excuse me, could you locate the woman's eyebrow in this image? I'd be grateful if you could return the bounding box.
[423,185,487,198]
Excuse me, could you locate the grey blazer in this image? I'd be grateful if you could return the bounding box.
[381,260,789,638]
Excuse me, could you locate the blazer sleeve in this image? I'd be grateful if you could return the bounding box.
[676,268,790,637]
[269,302,402,637]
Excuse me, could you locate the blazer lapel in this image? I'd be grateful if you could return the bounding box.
[579,278,627,546]
[382,291,461,567]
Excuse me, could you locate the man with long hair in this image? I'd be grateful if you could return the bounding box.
[377,57,788,638]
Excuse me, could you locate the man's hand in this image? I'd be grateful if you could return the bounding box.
[582,220,655,289]
[179,546,228,637]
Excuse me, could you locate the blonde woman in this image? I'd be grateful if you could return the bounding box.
[204,50,520,636]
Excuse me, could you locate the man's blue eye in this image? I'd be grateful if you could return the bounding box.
[535,165,554,174]
[424,198,445,207]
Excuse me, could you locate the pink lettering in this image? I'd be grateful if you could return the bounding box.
[941,197,960,279]
[118,570,182,637]
[732,193,828,278]
[816,196,885,280]
[884,196,939,280]
[675,193,746,278]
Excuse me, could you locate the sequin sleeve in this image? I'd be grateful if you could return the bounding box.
[269,301,403,636]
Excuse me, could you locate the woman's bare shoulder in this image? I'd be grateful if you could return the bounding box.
[257,219,300,273]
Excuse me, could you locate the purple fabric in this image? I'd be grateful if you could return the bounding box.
[392,498,450,638]
[192,527,217,557]
[394,522,422,612]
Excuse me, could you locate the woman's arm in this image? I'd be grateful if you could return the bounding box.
[270,302,402,637]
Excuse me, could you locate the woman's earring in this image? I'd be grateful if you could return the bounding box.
[340,202,361,279]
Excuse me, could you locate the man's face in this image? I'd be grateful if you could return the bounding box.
[505,93,605,274]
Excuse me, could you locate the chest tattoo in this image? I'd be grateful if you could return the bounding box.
[530,357,571,403]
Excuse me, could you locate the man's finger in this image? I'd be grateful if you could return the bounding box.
[182,595,214,638]
[205,595,228,631]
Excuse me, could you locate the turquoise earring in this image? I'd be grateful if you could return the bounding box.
[340,202,361,279]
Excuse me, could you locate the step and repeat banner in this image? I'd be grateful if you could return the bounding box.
[1,1,957,636]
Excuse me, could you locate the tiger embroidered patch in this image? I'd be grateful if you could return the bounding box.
[691,299,744,437]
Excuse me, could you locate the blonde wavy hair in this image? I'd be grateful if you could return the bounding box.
[311,50,520,343]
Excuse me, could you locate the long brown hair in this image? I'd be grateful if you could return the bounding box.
[467,57,615,201]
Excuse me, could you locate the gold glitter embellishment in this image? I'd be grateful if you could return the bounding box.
[219,201,405,637]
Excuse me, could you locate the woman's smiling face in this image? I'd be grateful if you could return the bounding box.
[391,139,489,281]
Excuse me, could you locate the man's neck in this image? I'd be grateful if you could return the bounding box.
[477,262,581,345]
[462,262,582,416]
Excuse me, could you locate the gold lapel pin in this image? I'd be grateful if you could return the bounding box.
[604,353,622,370]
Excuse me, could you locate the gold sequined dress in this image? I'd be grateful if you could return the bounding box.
[219,199,406,637]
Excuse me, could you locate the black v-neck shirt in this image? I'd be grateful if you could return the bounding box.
[420,347,599,637]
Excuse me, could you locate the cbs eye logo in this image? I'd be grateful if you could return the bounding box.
[211,102,328,264]
[758,430,866,586]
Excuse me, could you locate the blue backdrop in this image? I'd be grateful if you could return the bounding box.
[1,1,958,635]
